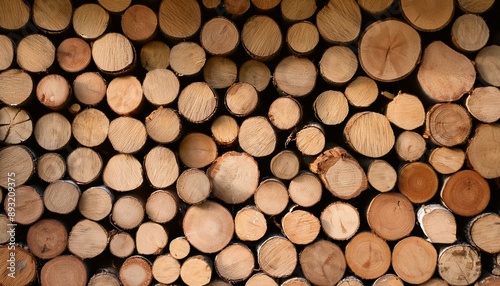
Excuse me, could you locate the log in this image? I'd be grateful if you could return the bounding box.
[78,186,114,221]
[319,46,358,85]
[386,92,425,130]
[37,153,65,183]
[309,147,368,199]
[320,201,360,241]
[215,243,255,282]
[477,45,500,87]
[98,0,131,13]
[246,273,278,286]
[67,147,103,184]
[204,56,237,89]
[288,172,322,207]
[225,82,259,117]
[108,116,147,153]
[0,0,30,30]
[169,237,191,260]
[176,168,211,205]
[103,154,143,192]
[4,185,43,225]
[254,178,289,216]
[358,0,394,14]
[280,0,316,22]
[178,82,218,124]
[282,277,311,286]
[88,268,121,286]
[344,76,378,108]
[170,42,206,76]
[140,41,170,71]
[0,35,14,71]
[268,96,303,130]
[136,222,168,255]
[420,278,449,286]
[36,74,71,110]
[0,245,37,286]
[296,124,325,156]
[441,170,490,217]
[180,255,212,286]
[428,147,465,175]
[41,255,87,286]
[106,76,143,115]
[457,0,495,13]
[121,5,157,42]
[477,276,500,286]
[425,103,472,147]
[366,159,397,193]
[438,244,481,285]
[68,219,108,259]
[111,195,145,230]
[0,145,35,188]
[300,240,346,285]
[43,180,81,215]
[400,0,454,31]
[273,56,316,97]
[239,59,271,92]
[17,34,55,73]
[152,254,181,284]
[143,68,180,106]
[282,209,320,245]
[0,106,32,144]
[451,14,489,52]
[0,69,33,106]
[72,3,109,40]
[32,0,72,33]
[270,150,300,180]
[313,90,349,125]
[345,232,391,280]
[494,253,500,276]
[72,108,109,147]
[234,206,267,242]
[417,204,457,244]
[398,162,438,203]
[120,256,153,286]
[158,0,201,40]
[257,236,297,278]
[466,123,500,178]
[210,115,239,146]
[286,21,319,55]
[200,17,239,55]
[73,72,107,105]
[179,133,217,168]
[91,32,135,74]
[465,86,500,123]
[146,190,178,223]
[109,231,135,258]
[27,218,67,259]
[336,276,364,286]
[241,15,282,60]
[238,116,276,157]
[144,146,179,189]
[391,236,437,284]
[359,20,420,82]
[316,0,361,44]
[56,37,91,73]
[145,107,182,144]
[466,212,500,253]
[372,274,404,286]
[0,214,8,244]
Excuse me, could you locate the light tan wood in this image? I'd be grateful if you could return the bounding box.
[466,86,500,123]
[288,172,322,207]
[310,147,368,199]
[112,195,144,230]
[296,124,325,156]
[72,108,109,147]
[313,90,349,125]
[170,42,205,76]
[152,255,180,284]
[146,107,182,144]
[176,168,211,205]
[208,280,231,286]
[235,206,267,241]
[103,154,143,192]
[452,14,489,52]
[158,0,201,40]
[43,180,81,215]
[467,213,500,253]
[180,255,212,286]
[73,72,107,105]
[467,123,500,179]
[120,256,153,286]
[78,186,113,221]
[367,192,415,241]
[225,0,250,15]
[0,35,14,71]
[428,147,465,175]
[392,236,437,284]
[106,76,143,115]
[320,46,357,85]
[419,278,449,286]
[183,201,234,253]
[88,269,121,286]
[270,150,300,180]
[72,3,109,40]
[441,170,490,217]
[438,244,481,286]
[0,145,35,188]
[140,41,170,71]
[169,237,191,259]
[109,231,135,258]
[254,178,289,216]
[36,74,71,110]
[178,82,218,123]
[202,0,221,9]
[239,116,276,157]
[386,92,425,130]
[239,59,271,92]
[281,277,311,286]
[0,106,32,144]
[17,34,55,73]
[0,0,30,30]
[287,21,319,55]
[401,0,454,31]
[98,0,131,13]
[211,115,239,147]
[146,190,178,223]
[4,185,43,225]
[225,82,258,116]
[40,255,87,286]
[316,0,361,43]
[144,146,179,189]
[358,0,393,13]
[37,152,66,183]
[0,214,8,244]
[122,5,157,42]
[274,56,316,97]
[345,232,391,279]
[398,162,438,203]
[108,116,147,153]
[0,69,33,106]
[67,147,102,184]
[395,131,426,162]
[344,76,378,107]
[32,0,72,33]
[280,0,316,21]
[215,244,254,282]
[201,17,239,55]
[367,159,397,192]
[204,56,237,89]
[92,33,135,74]
[321,201,360,241]
[336,276,364,286]
[143,68,179,106]
[242,15,282,60]
[282,209,320,245]
[425,103,472,147]
[268,96,302,130]
[179,133,217,168]
[27,219,67,259]
[457,0,495,13]
[417,204,457,244]
[373,274,404,286]
[57,37,91,73]
[258,236,297,278]
[68,219,108,259]
[300,240,346,285]
[136,222,168,255]
[477,45,500,86]
[246,273,278,286]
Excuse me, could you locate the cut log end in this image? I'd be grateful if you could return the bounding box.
[119,256,153,286]
[345,232,391,280]
[417,204,457,244]
[254,179,289,216]
[441,170,490,217]
[41,255,87,286]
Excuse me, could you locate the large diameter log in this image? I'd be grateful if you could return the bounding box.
[466,213,500,253]
[3,185,43,225]
[398,162,438,203]
[201,17,239,56]
[121,5,157,42]
[316,0,361,44]
[41,255,87,286]
[258,236,297,278]
[0,245,37,286]
[0,106,32,144]
[120,256,153,286]
[92,33,135,74]
[103,154,143,192]
[78,186,114,221]
[320,202,360,241]
[27,219,67,259]
[417,204,457,244]
[254,178,289,216]
[345,232,391,280]
[300,240,346,286]
[400,0,454,31]
[242,15,282,60]
[17,34,55,73]
[0,69,33,106]
[466,123,500,178]
[68,219,108,259]
[466,86,500,123]
[273,56,316,97]
[391,236,437,284]
[282,209,320,245]
[215,244,254,282]
[136,222,168,255]
[428,147,465,175]
[43,180,81,215]
[359,20,420,82]
[441,170,490,217]
[235,206,267,242]
[140,41,170,71]
[438,244,481,285]
[144,146,179,189]
[0,145,35,188]
[425,103,472,147]
[451,14,489,52]
[158,0,201,40]
[0,0,30,30]
[111,195,144,230]
[72,3,109,40]
[178,82,218,124]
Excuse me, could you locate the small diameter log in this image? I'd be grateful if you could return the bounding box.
[37,153,65,183]
[120,256,153,286]
[320,46,358,85]
[143,68,179,106]
[466,86,500,123]
[425,103,472,147]
[242,15,282,60]
[183,201,234,253]
[112,195,144,230]
[178,82,218,124]
[152,254,181,284]
[417,204,457,244]
[313,90,349,125]
[239,59,271,92]
[282,277,310,286]
[68,219,108,259]
[169,237,191,259]
[98,0,131,13]
[4,185,43,225]
[274,56,316,97]
[316,0,361,43]
[451,14,489,52]
[0,35,14,71]
[268,96,302,130]
[438,244,481,286]
[179,133,218,168]
[32,0,72,33]
[300,240,346,286]
[392,236,437,284]
[358,0,394,14]
[41,255,87,286]
[336,276,364,286]
[67,147,102,184]
[158,0,201,40]
[321,202,360,241]
[0,246,36,285]
[286,21,319,55]
[458,0,495,13]
[428,147,465,175]
[36,74,71,110]
[170,42,206,76]
[398,162,438,204]
[254,178,289,216]
[136,222,168,255]
[386,92,425,130]
[239,116,276,157]
[310,147,368,199]
[467,123,500,179]
[0,0,30,30]
[180,255,213,286]
[395,131,426,162]
[78,186,114,221]
[246,273,278,286]
[367,159,397,193]
[88,269,121,286]
[204,56,237,89]
[215,244,255,282]
[0,69,33,106]
[344,76,378,108]
[146,190,178,223]
[211,115,239,147]
[345,232,391,280]
[441,170,490,217]
[106,76,143,115]
[207,151,260,204]
[140,41,170,71]
[0,106,32,144]
[44,180,81,215]
[109,232,135,258]
[359,19,420,82]
[122,5,157,42]
[103,154,143,192]
[27,218,68,259]
[373,274,404,286]
[0,145,35,188]
[92,33,135,74]
[72,108,109,147]
[176,168,211,205]
[400,0,454,31]
[235,206,267,241]
[258,236,297,278]
[282,209,320,245]
[73,72,107,105]
[109,116,147,153]
[57,37,91,73]
[296,124,325,156]
[288,172,322,207]
[144,146,179,189]
[225,82,258,116]
[280,0,316,22]
[72,3,109,40]
[146,107,182,144]
[201,17,239,55]
[270,150,300,180]
[467,213,500,253]
[367,192,415,241]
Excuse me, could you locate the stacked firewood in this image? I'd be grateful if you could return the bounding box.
[1,0,500,285]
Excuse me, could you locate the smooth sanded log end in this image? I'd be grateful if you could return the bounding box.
[143,68,179,106]
[112,196,145,230]
[392,236,437,284]
[109,232,135,258]
[73,72,106,105]
[395,131,426,162]
[152,255,180,284]
[158,0,201,40]
[37,153,66,183]
[270,150,300,180]
[78,186,113,221]
[204,56,237,89]
[57,37,91,73]
[345,232,391,280]
[239,59,271,92]
[180,255,213,286]
[169,237,191,260]
[4,185,43,225]
[441,170,490,217]
[300,240,346,285]
[425,103,472,147]
[288,172,322,208]
[400,0,455,32]
[72,108,109,147]
[43,180,81,215]
[316,0,361,44]
[179,133,217,168]
[476,45,500,87]
[235,206,267,242]
[146,190,178,223]
[417,204,457,244]
[201,17,239,56]
[466,123,500,179]
[67,147,103,184]
[225,82,258,117]
[121,5,158,42]
[140,41,170,71]
[106,76,142,116]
